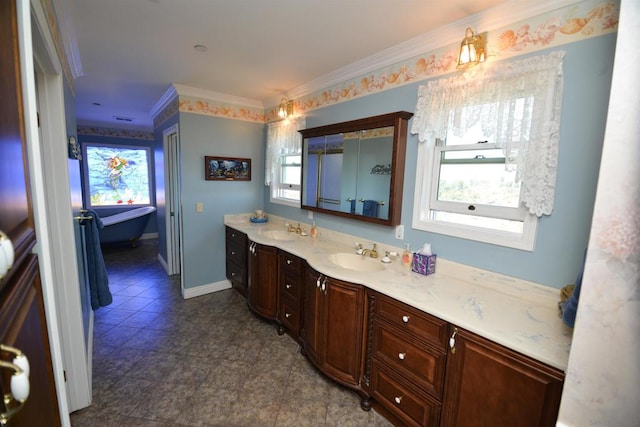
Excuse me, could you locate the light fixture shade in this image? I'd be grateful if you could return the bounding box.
[278,97,293,118]
[457,27,486,69]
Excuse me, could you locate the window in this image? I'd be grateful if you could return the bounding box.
[411,52,565,250]
[414,129,538,250]
[273,153,302,202]
[82,143,152,207]
[266,116,306,207]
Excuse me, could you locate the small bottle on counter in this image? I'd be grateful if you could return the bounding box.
[401,243,412,268]
[310,221,318,238]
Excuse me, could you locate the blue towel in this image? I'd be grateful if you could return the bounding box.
[349,199,356,214]
[561,250,587,328]
[362,200,379,218]
[81,210,112,310]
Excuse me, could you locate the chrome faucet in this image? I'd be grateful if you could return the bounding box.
[361,243,379,258]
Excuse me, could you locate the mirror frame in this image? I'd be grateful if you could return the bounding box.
[299,111,413,226]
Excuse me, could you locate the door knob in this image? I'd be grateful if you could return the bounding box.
[0,344,30,424]
[0,231,15,279]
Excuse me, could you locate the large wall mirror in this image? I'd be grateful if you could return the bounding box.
[300,111,413,226]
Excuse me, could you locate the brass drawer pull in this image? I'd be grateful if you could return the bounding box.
[402,315,410,323]
[398,352,406,360]
[394,396,403,405]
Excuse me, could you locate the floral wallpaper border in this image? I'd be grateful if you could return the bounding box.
[153,97,180,129]
[77,126,154,141]
[177,0,619,125]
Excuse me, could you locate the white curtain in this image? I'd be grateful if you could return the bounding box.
[411,51,565,217]
[265,116,306,186]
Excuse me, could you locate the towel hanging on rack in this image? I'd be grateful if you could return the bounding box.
[362,200,379,218]
[79,209,112,310]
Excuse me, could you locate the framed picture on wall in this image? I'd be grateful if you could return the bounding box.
[205,156,252,181]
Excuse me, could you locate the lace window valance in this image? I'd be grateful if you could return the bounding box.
[265,116,306,186]
[410,51,565,217]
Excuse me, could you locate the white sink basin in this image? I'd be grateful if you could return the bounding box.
[328,252,385,272]
[262,230,298,241]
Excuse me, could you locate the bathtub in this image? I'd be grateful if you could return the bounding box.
[98,206,156,247]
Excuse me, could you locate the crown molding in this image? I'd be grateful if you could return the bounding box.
[50,0,83,78]
[173,83,264,109]
[275,0,584,105]
[149,84,179,119]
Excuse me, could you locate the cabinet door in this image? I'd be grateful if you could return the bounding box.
[441,326,564,427]
[321,276,365,387]
[247,242,278,320]
[302,267,322,364]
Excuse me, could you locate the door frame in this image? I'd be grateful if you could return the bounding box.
[16,0,76,423]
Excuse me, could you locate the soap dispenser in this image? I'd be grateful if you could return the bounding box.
[310,221,318,238]
[402,243,412,268]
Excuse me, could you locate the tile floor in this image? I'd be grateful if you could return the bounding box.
[70,239,393,426]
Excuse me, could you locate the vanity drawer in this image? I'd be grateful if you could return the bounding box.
[281,271,302,300]
[370,362,441,427]
[226,241,245,265]
[226,226,247,244]
[279,294,301,335]
[373,292,448,349]
[279,251,302,274]
[226,260,245,287]
[373,320,446,398]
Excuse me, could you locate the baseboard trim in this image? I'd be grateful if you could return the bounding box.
[157,253,169,274]
[182,280,232,299]
[140,232,159,240]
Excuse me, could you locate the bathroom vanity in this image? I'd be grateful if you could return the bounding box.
[224,218,570,427]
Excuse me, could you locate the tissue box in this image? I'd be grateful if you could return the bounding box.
[412,253,437,276]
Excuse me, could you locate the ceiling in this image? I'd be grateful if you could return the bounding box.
[63,0,510,130]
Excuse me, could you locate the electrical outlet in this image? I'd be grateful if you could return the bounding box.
[196,202,203,213]
[395,224,404,240]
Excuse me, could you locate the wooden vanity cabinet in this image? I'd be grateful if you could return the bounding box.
[302,266,368,396]
[277,250,303,338]
[247,241,278,321]
[368,291,448,427]
[441,326,564,427]
[225,226,248,298]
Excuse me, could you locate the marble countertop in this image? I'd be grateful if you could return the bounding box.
[225,214,573,371]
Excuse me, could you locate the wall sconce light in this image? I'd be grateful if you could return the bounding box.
[457,27,487,69]
[278,97,294,119]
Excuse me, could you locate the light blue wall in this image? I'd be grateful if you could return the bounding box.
[266,34,616,288]
[179,113,264,289]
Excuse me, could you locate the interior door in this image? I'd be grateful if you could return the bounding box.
[164,125,181,276]
[0,0,60,423]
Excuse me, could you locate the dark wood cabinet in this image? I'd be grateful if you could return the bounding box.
[225,227,248,298]
[247,241,278,321]
[226,228,566,426]
[368,291,448,426]
[302,267,367,395]
[441,326,564,427]
[277,250,303,338]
